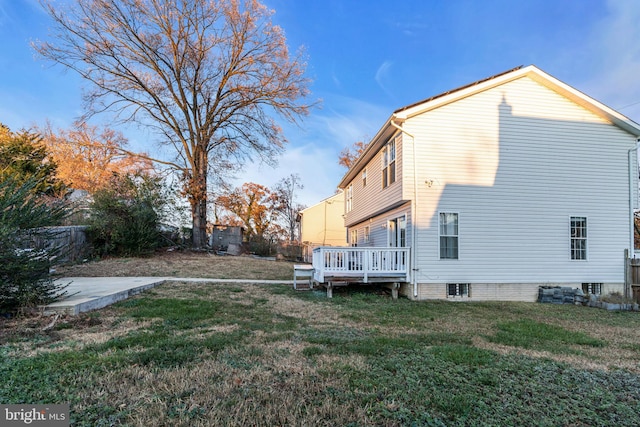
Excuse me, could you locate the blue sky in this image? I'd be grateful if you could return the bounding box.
[1,0,640,206]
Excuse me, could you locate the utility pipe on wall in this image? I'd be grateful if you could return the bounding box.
[389,117,419,298]
[629,140,639,258]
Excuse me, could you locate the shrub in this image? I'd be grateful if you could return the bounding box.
[87,173,166,257]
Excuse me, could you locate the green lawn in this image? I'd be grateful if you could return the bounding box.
[2,282,640,426]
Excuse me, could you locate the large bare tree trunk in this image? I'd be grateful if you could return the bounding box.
[191,196,208,249]
[190,147,208,249]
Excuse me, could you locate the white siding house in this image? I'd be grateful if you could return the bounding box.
[334,65,640,301]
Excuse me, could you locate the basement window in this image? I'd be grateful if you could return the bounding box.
[447,283,470,298]
[582,283,602,295]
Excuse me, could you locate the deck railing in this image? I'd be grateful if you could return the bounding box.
[312,246,410,283]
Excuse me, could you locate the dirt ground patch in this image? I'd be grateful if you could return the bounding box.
[53,250,297,280]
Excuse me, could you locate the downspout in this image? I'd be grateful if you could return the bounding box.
[390,118,419,298]
[629,140,639,258]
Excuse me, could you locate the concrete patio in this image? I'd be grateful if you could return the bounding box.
[45,277,296,315]
[46,277,169,315]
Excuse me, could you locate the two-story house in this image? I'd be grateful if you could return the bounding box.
[319,65,640,301]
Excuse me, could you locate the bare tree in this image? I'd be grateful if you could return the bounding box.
[273,173,305,242]
[34,0,313,248]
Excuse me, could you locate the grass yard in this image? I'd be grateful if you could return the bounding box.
[2,277,640,425]
[53,250,297,280]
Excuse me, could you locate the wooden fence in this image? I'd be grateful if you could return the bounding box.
[28,225,90,263]
[625,249,640,302]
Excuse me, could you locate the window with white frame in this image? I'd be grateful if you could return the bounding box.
[350,229,358,247]
[362,168,367,187]
[346,184,353,213]
[447,283,470,298]
[364,225,370,244]
[570,217,587,260]
[582,283,602,295]
[382,138,396,188]
[439,212,459,259]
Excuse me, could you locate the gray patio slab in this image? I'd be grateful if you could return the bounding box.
[45,277,296,315]
[46,277,170,315]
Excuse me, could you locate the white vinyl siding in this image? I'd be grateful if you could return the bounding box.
[407,75,636,286]
[347,205,411,249]
[343,133,404,227]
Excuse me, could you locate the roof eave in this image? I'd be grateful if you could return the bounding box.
[337,114,397,189]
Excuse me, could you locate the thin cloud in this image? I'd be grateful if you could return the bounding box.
[375,60,395,101]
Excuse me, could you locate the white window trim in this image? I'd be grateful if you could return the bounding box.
[364,225,370,244]
[362,168,367,187]
[570,216,588,261]
[346,184,353,213]
[381,137,397,188]
[439,211,460,260]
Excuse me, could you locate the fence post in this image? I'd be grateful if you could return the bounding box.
[625,249,631,300]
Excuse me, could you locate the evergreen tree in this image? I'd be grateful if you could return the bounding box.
[0,125,67,197]
[0,178,68,313]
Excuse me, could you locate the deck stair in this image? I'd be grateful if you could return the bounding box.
[293,264,314,291]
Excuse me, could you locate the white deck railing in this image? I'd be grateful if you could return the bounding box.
[312,246,410,283]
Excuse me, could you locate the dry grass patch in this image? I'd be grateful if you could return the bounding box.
[70,342,373,426]
[55,250,296,280]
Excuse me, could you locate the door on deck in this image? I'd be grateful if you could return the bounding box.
[387,215,407,269]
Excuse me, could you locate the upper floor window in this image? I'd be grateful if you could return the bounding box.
[382,138,396,188]
[439,212,459,259]
[570,217,587,260]
[362,168,367,187]
[346,184,353,213]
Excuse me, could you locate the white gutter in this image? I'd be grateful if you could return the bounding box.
[389,118,419,298]
[629,141,639,258]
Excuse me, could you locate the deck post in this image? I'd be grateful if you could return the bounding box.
[391,282,400,300]
[326,282,333,298]
[363,250,369,283]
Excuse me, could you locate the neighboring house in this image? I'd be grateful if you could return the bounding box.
[298,191,347,262]
[326,65,640,301]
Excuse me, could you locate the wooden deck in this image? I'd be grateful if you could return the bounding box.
[311,247,410,298]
